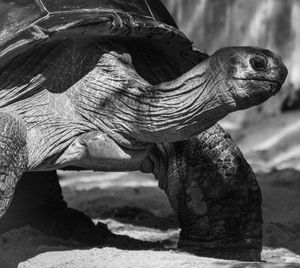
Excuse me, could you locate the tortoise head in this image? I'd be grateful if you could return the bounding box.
[210,46,288,110]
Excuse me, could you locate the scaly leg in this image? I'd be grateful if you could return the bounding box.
[0,171,111,245]
[0,112,27,218]
[142,124,262,261]
[0,171,67,233]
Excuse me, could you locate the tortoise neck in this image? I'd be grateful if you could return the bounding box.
[138,58,235,142]
[75,54,236,145]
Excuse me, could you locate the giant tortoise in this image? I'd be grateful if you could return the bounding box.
[0,0,287,261]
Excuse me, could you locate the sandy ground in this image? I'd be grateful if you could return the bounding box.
[1,112,300,268]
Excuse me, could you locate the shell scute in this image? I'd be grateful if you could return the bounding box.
[0,0,46,43]
[0,0,206,70]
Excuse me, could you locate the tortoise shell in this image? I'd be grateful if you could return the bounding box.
[0,0,207,70]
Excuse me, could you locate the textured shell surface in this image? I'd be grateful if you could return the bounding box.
[0,0,188,67]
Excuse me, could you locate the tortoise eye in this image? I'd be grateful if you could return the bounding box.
[250,57,267,71]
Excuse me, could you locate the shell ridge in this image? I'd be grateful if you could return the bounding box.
[34,0,50,13]
[144,0,155,20]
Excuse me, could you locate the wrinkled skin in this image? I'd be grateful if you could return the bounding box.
[0,37,287,261]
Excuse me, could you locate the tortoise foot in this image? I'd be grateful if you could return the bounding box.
[178,239,261,262]
[31,207,112,245]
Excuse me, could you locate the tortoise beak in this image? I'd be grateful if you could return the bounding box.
[269,59,288,95]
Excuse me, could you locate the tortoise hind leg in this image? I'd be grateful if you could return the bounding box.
[0,171,66,233]
[142,124,262,261]
[0,170,111,245]
[30,172,109,245]
[0,112,27,218]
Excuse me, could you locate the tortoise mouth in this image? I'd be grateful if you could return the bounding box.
[233,77,283,95]
[268,81,282,95]
[248,79,282,96]
[230,77,284,109]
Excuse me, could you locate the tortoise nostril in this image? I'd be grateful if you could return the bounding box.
[250,57,267,71]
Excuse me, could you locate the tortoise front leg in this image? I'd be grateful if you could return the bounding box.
[0,112,27,218]
[142,124,262,261]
